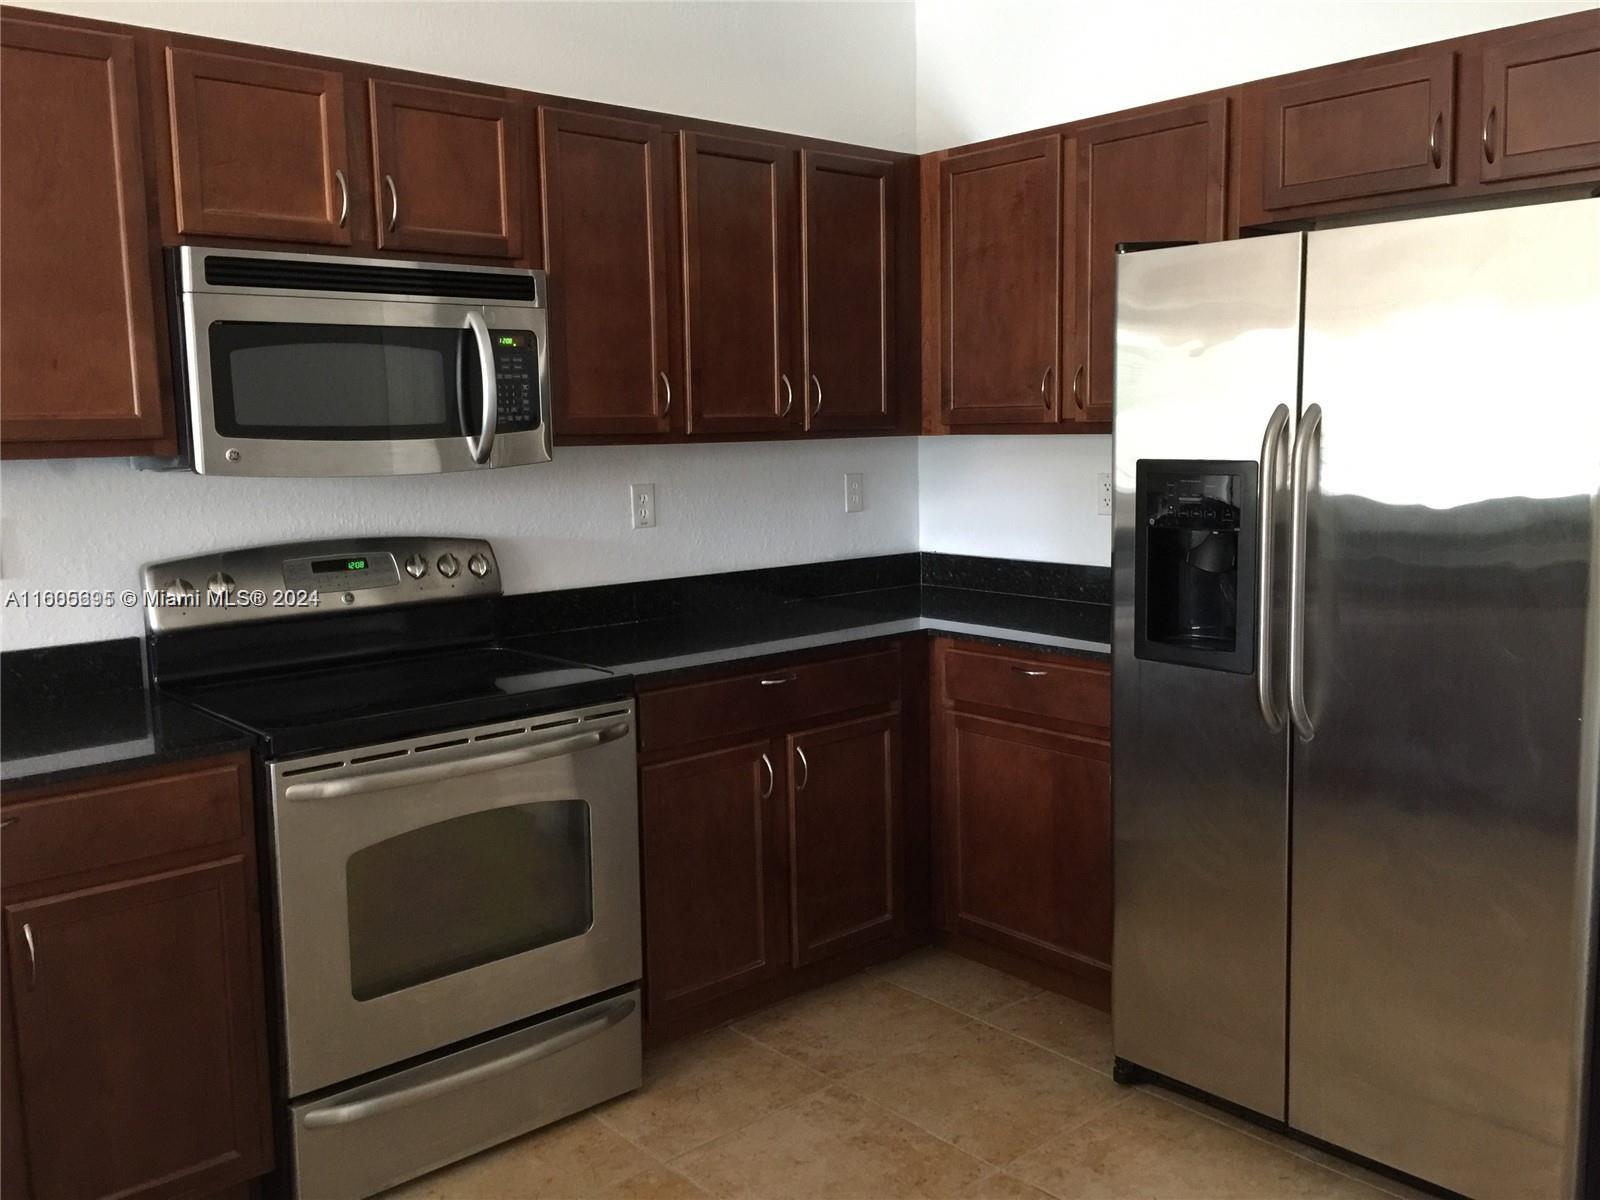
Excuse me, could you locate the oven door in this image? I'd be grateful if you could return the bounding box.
[182,291,551,477]
[267,702,639,1097]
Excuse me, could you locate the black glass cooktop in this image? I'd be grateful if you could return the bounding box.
[167,645,631,759]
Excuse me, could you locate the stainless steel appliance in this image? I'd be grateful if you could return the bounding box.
[170,247,552,476]
[143,538,640,1199]
[1112,199,1599,1199]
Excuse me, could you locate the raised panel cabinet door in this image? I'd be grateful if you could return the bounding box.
[166,46,351,245]
[801,150,895,432]
[943,713,1111,971]
[640,740,788,1024]
[1479,24,1600,182]
[1261,52,1455,209]
[5,858,270,1200]
[1,18,166,450]
[680,133,802,434]
[1077,101,1226,422]
[540,108,678,436]
[940,136,1061,426]
[370,78,525,259]
[787,714,903,966]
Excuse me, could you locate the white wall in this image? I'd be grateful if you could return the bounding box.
[0,440,919,647]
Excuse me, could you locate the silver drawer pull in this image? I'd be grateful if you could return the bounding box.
[760,674,796,686]
[0,816,18,830]
[1012,667,1048,677]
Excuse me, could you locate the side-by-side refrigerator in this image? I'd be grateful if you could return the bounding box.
[1111,198,1599,1200]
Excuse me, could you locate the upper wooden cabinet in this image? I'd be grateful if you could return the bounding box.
[1478,23,1600,183]
[165,46,353,245]
[541,108,679,436]
[939,136,1062,426]
[801,151,897,432]
[370,78,525,258]
[1075,100,1227,422]
[680,133,802,435]
[1259,52,1455,210]
[0,15,170,456]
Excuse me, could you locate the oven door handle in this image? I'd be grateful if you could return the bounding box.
[464,309,498,465]
[301,994,636,1129]
[283,721,631,802]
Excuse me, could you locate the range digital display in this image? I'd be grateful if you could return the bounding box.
[310,557,369,573]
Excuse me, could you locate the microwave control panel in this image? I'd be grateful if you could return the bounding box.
[491,331,540,431]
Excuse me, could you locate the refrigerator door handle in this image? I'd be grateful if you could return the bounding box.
[1287,402,1322,741]
[1256,404,1291,731]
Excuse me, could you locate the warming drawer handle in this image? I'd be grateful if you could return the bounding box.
[283,722,631,801]
[301,994,636,1129]
[1287,403,1322,742]
[1256,403,1291,733]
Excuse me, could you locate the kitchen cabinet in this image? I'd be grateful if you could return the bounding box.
[680,133,803,435]
[0,14,170,457]
[0,755,272,1200]
[1259,52,1456,210]
[802,151,897,432]
[938,136,1063,426]
[541,107,680,436]
[637,644,911,1038]
[932,640,1111,1008]
[369,77,526,259]
[1478,23,1600,183]
[165,45,354,245]
[1075,101,1227,422]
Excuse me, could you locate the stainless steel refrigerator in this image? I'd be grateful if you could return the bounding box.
[1111,198,1599,1200]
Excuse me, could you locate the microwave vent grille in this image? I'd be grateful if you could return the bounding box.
[202,255,539,302]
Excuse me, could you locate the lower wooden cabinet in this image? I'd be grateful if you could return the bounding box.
[638,645,908,1036]
[0,755,271,1200]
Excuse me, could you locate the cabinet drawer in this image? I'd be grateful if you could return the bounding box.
[942,646,1109,731]
[2,760,245,889]
[639,647,900,752]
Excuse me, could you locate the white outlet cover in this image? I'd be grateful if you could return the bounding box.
[630,483,656,529]
[845,472,864,513]
[1096,473,1113,516]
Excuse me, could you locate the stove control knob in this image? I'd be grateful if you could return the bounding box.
[436,553,460,579]
[467,553,491,579]
[161,577,197,604]
[205,572,235,600]
[403,553,428,579]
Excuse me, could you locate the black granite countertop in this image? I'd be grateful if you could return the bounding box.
[1,640,256,792]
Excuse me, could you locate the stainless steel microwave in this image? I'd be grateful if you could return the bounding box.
[169,246,552,476]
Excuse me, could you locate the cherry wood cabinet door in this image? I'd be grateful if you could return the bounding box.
[1,17,168,453]
[1076,101,1226,423]
[370,78,525,259]
[1261,52,1455,210]
[939,136,1062,426]
[540,108,679,437]
[640,740,788,1025]
[1479,24,1600,183]
[680,133,802,435]
[166,46,352,245]
[801,150,896,432]
[787,714,902,966]
[4,858,270,1200]
[942,713,1111,973]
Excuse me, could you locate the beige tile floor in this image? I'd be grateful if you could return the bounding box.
[383,949,1433,1200]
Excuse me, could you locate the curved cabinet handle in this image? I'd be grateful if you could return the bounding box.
[760,752,774,800]
[1011,667,1048,678]
[810,374,822,418]
[384,173,400,232]
[1483,105,1497,164]
[1039,365,1054,408]
[1071,364,1085,413]
[779,374,795,419]
[334,168,349,228]
[22,922,36,988]
[1256,404,1291,733]
[659,371,672,417]
[1429,113,1443,169]
[1287,403,1322,742]
[794,745,809,791]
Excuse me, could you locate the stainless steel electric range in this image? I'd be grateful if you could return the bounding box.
[141,537,642,1200]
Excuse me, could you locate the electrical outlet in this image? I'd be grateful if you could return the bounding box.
[1097,473,1113,516]
[630,483,656,529]
[844,472,864,514]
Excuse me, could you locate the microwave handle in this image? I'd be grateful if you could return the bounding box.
[463,310,497,465]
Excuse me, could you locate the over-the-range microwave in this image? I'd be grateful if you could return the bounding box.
[167,246,552,476]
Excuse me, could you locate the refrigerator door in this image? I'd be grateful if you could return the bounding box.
[1291,199,1599,1198]
[1112,233,1303,1119]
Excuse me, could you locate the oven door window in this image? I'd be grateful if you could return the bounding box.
[344,800,593,1001]
[208,322,483,440]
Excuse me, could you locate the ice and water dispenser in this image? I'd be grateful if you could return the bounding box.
[1133,461,1258,674]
